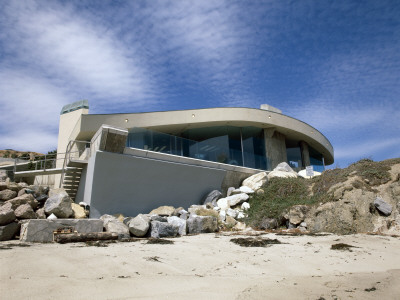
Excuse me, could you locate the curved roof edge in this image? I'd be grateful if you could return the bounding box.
[76,107,334,165]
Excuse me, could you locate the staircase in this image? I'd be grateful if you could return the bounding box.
[62,161,87,201]
[60,140,90,201]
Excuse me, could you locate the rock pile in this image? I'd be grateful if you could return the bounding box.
[0,180,89,241]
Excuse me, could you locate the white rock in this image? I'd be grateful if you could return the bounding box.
[242,172,268,190]
[226,193,249,206]
[274,162,297,173]
[226,208,238,218]
[167,216,187,236]
[239,186,254,194]
[226,187,236,197]
[179,209,189,220]
[237,212,245,219]
[241,202,250,210]
[47,213,57,220]
[219,210,226,222]
[231,189,242,195]
[217,198,230,210]
[213,206,221,211]
[267,170,298,180]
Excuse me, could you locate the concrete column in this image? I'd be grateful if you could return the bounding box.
[264,128,287,170]
[300,141,310,167]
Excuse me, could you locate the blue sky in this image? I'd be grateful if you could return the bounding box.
[0,0,399,168]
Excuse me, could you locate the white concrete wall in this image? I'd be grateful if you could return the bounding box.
[55,107,89,187]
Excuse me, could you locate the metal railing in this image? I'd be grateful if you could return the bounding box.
[13,153,61,174]
[59,140,91,188]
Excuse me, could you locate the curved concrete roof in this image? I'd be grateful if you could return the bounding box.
[72,107,334,165]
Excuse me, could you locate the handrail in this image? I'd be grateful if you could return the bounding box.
[59,140,91,188]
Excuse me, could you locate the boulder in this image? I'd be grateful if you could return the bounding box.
[71,203,86,219]
[5,194,38,210]
[14,204,37,219]
[0,222,20,241]
[241,202,250,210]
[0,189,17,201]
[167,216,187,236]
[258,218,278,230]
[237,211,245,219]
[35,194,48,203]
[187,215,218,234]
[179,209,189,220]
[226,208,238,219]
[20,219,104,242]
[150,221,179,238]
[287,205,310,225]
[7,183,21,192]
[225,216,237,227]
[219,210,226,222]
[48,188,66,197]
[239,186,255,194]
[273,162,298,174]
[18,182,28,189]
[0,203,16,225]
[217,198,230,210]
[36,208,46,219]
[149,206,175,216]
[150,215,168,222]
[44,192,73,218]
[17,189,26,197]
[242,172,268,191]
[47,213,57,220]
[0,182,8,191]
[172,207,185,217]
[103,219,129,239]
[230,188,242,195]
[267,170,298,180]
[226,193,249,206]
[226,187,235,197]
[129,214,150,237]
[374,197,392,216]
[188,205,206,214]
[202,190,223,206]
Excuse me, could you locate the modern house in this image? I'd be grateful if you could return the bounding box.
[50,100,333,217]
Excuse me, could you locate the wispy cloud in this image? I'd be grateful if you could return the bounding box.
[1,0,159,109]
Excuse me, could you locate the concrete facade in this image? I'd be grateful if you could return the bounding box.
[81,151,228,218]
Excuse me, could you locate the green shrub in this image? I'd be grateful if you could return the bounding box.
[246,177,320,227]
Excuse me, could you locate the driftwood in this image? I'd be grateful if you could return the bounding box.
[54,232,119,244]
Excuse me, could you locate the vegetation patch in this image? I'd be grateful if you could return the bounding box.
[230,237,282,247]
[0,243,31,250]
[85,240,116,247]
[331,243,357,251]
[312,158,400,195]
[146,238,174,245]
[246,177,324,227]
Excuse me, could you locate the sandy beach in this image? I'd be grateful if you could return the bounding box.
[1,232,400,300]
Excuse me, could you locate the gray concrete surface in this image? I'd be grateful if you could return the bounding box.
[83,151,228,218]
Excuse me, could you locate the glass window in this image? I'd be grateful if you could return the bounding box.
[309,146,325,172]
[127,126,269,170]
[286,139,302,171]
